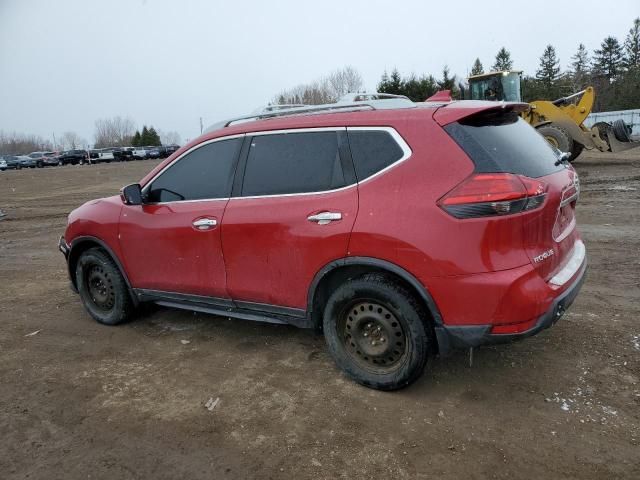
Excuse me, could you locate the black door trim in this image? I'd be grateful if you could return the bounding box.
[133,289,311,328]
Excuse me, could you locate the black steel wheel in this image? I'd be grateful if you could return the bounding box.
[85,264,116,312]
[76,247,133,325]
[323,273,430,390]
[338,301,408,374]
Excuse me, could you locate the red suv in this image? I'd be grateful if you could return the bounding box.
[59,97,586,390]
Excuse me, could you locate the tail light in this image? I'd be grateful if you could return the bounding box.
[439,173,547,219]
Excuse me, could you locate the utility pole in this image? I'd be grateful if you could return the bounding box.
[199,117,203,135]
[52,132,57,150]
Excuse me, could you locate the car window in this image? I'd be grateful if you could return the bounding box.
[147,138,242,203]
[241,131,345,196]
[347,130,405,181]
[445,112,563,178]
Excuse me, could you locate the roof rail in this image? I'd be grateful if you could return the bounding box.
[337,92,410,103]
[204,94,415,134]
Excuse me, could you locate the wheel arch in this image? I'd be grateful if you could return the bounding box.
[68,236,137,305]
[307,257,444,332]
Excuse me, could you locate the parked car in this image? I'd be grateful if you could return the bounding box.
[146,146,161,159]
[28,151,59,167]
[60,96,586,390]
[0,155,23,169]
[158,144,180,158]
[58,149,89,165]
[132,147,149,160]
[96,148,115,163]
[113,147,134,161]
[0,158,6,171]
[15,155,36,168]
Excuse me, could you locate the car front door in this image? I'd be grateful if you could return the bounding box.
[118,136,243,298]
[221,129,358,312]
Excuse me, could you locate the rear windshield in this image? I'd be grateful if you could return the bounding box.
[445,111,563,178]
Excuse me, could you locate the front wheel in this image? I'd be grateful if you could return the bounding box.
[537,124,573,154]
[76,247,134,325]
[323,273,430,390]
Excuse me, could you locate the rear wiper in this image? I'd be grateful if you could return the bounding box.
[554,151,571,166]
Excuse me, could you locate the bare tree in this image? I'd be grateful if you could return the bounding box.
[158,129,182,145]
[94,116,136,148]
[327,66,363,99]
[273,66,364,105]
[0,130,52,154]
[59,131,87,150]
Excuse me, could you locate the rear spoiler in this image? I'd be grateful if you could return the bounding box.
[433,101,530,126]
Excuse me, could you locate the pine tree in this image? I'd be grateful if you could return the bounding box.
[131,131,141,147]
[148,127,161,146]
[377,70,390,92]
[570,44,591,89]
[492,47,513,71]
[471,58,484,76]
[388,69,402,94]
[536,45,560,92]
[624,17,640,69]
[437,65,456,90]
[571,44,590,76]
[140,126,150,145]
[593,36,624,80]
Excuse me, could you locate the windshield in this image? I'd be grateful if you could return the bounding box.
[469,73,521,102]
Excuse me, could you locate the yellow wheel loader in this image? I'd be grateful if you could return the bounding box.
[466,71,639,161]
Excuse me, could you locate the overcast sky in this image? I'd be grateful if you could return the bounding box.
[0,0,637,146]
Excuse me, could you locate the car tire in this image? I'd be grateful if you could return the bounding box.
[36,161,43,168]
[537,124,573,154]
[323,273,430,390]
[569,143,584,162]
[76,247,134,326]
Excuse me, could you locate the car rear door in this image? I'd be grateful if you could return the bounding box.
[221,129,358,311]
[118,136,243,298]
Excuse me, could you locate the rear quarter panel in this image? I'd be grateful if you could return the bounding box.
[348,117,532,280]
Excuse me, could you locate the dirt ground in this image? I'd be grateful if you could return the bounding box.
[0,151,639,480]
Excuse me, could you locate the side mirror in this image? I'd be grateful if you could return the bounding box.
[120,183,143,205]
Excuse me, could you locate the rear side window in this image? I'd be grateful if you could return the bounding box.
[445,112,563,178]
[242,131,345,196]
[147,138,241,202]
[347,130,404,181]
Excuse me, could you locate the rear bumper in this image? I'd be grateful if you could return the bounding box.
[435,258,587,355]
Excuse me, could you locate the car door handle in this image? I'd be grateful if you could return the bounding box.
[192,218,217,230]
[307,211,342,225]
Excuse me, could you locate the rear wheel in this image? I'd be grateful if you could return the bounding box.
[537,124,573,154]
[323,273,430,390]
[76,247,133,325]
[569,143,584,162]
